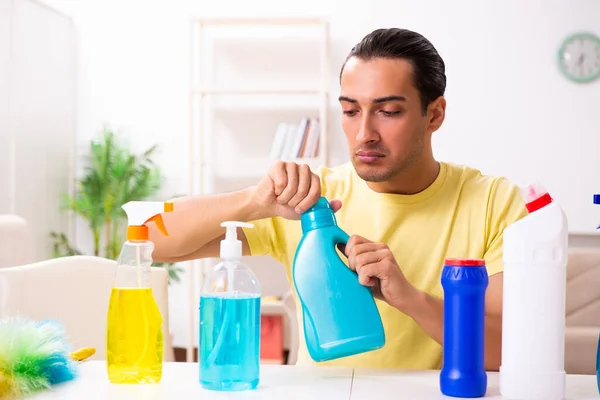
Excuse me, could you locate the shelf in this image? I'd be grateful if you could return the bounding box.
[188,15,331,363]
[193,88,327,95]
[261,300,287,316]
[211,103,324,112]
[205,157,323,179]
[193,17,326,26]
[194,91,328,111]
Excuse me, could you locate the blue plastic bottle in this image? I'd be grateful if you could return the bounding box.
[292,197,385,362]
[596,332,600,394]
[198,221,261,391]
[595,195,600,394]
[440,258,488,398]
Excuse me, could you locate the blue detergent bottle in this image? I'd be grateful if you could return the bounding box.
[596,331,600,395]
[595,194,600,394]
[198,221,261,391]
[292,197,385,362]
[440,258,488,398]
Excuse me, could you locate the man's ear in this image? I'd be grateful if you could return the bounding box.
[426,96,446,134]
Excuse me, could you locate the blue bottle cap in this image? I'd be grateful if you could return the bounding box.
[306,196,332,212]
[301,197,337,231]
[595,195,600,230]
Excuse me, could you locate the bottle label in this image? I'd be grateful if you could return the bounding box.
[503,245,566,265]
[442,266,488,283]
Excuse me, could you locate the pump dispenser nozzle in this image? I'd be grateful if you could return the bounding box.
[220,221,253,260]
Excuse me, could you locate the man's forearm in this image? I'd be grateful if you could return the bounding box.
[149,186,263,261]
[401,289,502,371]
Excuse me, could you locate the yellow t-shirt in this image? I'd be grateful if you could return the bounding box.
[243,161,527,370]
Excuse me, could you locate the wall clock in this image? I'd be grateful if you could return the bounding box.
[557,32,600,83]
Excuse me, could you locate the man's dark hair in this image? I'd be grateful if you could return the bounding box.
[341,28,446,114]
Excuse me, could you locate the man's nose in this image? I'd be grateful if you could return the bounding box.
[356,115,379,143]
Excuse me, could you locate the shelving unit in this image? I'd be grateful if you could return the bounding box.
[188,17,331,363]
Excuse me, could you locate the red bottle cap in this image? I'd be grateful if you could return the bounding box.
[522,183,552,213]
[444,258,485,266]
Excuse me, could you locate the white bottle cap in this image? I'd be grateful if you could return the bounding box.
[220,221,254,260]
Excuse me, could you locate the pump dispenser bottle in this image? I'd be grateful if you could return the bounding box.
[199,221,261,391]
[106,201,173,384]
[293,197,385,362]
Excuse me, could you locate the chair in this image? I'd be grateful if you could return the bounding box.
[0,255,175,362]
[565,247,600,375]
[0,214,34,268]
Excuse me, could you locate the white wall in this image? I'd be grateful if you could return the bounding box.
[332,0,600,235]
[0,0,11,214]
[41,0,600,349]
[41,0,337,350]
[1,0,76,261]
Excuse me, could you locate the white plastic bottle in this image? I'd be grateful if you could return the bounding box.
[499,183,568,400]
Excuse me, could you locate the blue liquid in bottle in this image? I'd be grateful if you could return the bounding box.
[199,293,261,391]
[440,258,488,398]
[596,332,600,394]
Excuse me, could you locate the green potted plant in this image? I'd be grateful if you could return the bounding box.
[51,126,184,284]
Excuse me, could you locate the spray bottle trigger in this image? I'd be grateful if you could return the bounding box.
[146,214,169,236]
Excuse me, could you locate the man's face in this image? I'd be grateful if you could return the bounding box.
[339,57,431,182]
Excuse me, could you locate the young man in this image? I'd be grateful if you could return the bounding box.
[151,28,527,371]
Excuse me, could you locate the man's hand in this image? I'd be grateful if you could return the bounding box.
[342,234,504,371]
[342,234,418,311]
[252,161,341,220]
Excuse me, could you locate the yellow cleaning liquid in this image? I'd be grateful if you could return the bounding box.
[106,287,163,384]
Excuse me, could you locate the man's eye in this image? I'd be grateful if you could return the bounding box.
[343,110,358,116]
[381,110,401,117]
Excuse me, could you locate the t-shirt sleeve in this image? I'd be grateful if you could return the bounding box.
[484,178,528,276]
[242,215,288,263]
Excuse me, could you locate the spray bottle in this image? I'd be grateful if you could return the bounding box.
[499,183,568,400]
[106,201,173,384]
[199,221,261,391]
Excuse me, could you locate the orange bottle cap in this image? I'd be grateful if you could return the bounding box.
[127,225,149,241]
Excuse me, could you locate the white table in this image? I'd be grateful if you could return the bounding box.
[31,361,599,399]
[31,361,353,400]
[352,368,599,400]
